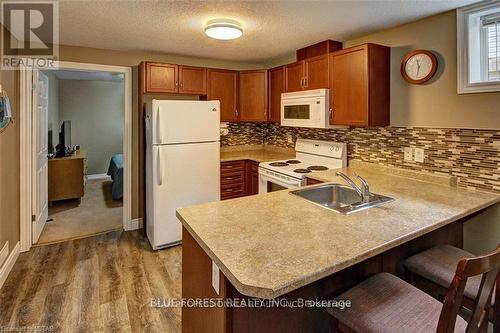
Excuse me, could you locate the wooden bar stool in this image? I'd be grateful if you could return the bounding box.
[404,245,498,332]
[327,245,500,333]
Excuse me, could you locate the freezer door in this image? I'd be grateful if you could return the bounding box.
[148,141,220,249]
[151,100,220,144]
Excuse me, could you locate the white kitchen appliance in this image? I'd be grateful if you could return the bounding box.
[281,89,331,128]
[145,100,220,250]
[259,139,347,193]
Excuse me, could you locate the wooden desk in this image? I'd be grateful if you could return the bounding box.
[48,150,87,202]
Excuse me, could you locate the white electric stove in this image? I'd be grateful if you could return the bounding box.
[259,139,347,193]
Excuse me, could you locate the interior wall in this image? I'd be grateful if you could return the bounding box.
[43,71,59,152]
[59,79,124,175]
[266,10,500,130]
[58,45,265,219]
[0,63,20,254]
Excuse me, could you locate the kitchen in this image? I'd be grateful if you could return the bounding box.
[0,1,499,332]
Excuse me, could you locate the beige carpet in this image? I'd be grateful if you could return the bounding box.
[37,178,123,245]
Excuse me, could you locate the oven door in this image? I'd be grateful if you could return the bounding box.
[258,170,301,194]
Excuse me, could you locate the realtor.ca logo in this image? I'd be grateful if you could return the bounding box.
[1,0,59,69]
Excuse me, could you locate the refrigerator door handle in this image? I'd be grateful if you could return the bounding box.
[156,107,162,144]
[157,149,163,186]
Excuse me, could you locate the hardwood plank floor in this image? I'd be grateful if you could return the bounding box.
[0,231,182,333]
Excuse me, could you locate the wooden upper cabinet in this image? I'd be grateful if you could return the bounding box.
[330,43,390,127]
[207,69,238,122]
[146,62,178,93]
[179,65,207,95]
[144,62,207,95]
[239,70,268,122]
[304,55,329,89]
[268,66,284,123]
[285,55,330,92]
[285,61,305,92]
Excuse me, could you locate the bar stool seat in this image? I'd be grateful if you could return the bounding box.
[404,245,496,303]
[327,272,468,333]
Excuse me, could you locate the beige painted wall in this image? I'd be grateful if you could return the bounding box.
[43,71,59,151]
[59,79,124,175]
[0,66,20,254]
[58,45,265,219]
[267,10,500,130]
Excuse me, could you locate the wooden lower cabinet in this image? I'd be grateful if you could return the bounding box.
[182,222,463,333]
[306,177,324,186]
[246,161,259,195]
[220,160,260,200]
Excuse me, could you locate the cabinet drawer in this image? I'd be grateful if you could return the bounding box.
[221,183,246,200]
[221,160,245,174]
[221,170,245,185]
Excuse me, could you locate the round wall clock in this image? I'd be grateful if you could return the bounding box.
[400,50,437,84]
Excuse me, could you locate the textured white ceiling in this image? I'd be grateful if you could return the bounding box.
[59,0,480,64]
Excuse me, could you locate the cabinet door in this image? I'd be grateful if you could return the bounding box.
[284,61,305,92]
[239,70,268,122]
[304,55,329,89]
[268,66,284,123]
[207,69,238,122]
[330,48,368,126]
[246,161,259,196]
[146,62,178,93]
[179,65,207,95]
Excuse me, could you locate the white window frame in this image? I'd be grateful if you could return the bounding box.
[457,0,500,94]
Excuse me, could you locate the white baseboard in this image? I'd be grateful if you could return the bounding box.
[0,241,20,289]
[87,173,110,180]
[0,242,8,268]
[126,218,143,231]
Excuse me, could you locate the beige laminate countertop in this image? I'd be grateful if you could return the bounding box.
[220,148,295,163]
[177,161,500,300]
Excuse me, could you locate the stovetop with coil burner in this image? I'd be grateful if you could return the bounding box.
[259,139,347,180]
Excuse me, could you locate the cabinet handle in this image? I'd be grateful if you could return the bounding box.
[180,82,183,88]
[304,77,308,87]
[226,177,235,180]
[175,81,179,87]
[235,109,239,117]
[226,188,234,192]
[329,108,333,120]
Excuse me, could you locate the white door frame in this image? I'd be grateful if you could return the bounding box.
[19,61,133,252]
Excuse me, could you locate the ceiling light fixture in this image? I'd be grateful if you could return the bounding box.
[204,19,242,40]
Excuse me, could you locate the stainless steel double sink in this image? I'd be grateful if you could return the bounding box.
[290,183,394,214]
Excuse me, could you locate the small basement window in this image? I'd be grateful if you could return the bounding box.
[457,1,500,93]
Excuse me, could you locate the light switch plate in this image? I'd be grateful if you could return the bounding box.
[212,260,220,295]
[414,148,425,163]
[403,147,413,161]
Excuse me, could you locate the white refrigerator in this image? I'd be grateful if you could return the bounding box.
[145,100,220,250]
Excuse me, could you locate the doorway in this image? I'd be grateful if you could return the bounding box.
[19,62,132,251]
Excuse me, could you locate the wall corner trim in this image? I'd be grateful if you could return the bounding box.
[0,241,20,289]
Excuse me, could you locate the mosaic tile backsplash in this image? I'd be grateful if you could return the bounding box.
[221,122,500,193]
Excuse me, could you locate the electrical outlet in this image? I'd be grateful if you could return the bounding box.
[414,148,425,163]
[212,261,220,295]
[286,134,293,144]
[403,147,413,161]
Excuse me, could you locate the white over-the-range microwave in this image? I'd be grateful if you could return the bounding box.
[281,88,332,129]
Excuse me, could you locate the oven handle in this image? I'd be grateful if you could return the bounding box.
[259,172,301,187]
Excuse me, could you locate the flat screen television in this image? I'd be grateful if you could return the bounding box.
[56,120,72,157]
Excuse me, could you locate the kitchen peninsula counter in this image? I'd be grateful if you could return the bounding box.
[177,161,500,332]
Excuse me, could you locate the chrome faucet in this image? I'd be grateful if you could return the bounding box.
[335,172,372,203]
